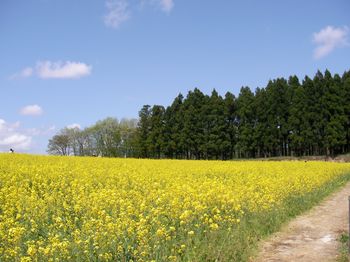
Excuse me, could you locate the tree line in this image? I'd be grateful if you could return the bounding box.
[47,118,138,157]
[48,69,350,159]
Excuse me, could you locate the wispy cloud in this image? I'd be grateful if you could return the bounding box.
[20,105,43,116]
[12,61,92,80]
[67,123,81,129]
[313,26,349,59]
[27,125,56,136]
[0,119,32,151]
[104,0,174,29]
[104,0,130,29]
[159,0,174,13]
[10,67,33,79]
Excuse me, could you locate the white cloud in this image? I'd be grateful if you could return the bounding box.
[20,105,43,116]
[10,67,33,79]
[104,0,130,29]
[12,61,92,80]
[159,0,174,13]
[36,61,92,79]
[313,26,349,59]
[0,119,32,151]
[67,123,81,129]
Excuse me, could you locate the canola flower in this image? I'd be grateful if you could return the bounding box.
[0,154,350,261]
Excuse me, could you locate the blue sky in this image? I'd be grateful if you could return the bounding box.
[0,0,349,154]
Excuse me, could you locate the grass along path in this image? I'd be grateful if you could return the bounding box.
[254,181,350,262]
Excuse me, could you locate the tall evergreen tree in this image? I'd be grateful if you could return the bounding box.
[288,75,306,156]
[137,105,152,158]
[323,71,347,155]
[204,89,228,159]
[254,87,269,157]
[264,78,291,156]
[301,75,320,155]
[182,88,207,159]
[343,71,350,153]
[236,86,256,158]
[224,92,237,159]
[163,94,185,158]
[148,105,166,158]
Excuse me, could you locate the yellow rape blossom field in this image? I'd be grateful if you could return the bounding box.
[1,154,350,261]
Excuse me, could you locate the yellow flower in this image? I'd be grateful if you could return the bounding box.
[209,223,219,230]
[0,154,349,260]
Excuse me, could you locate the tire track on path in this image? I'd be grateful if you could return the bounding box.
[255,182,350,262]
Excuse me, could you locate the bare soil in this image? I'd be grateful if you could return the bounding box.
[252,153,350,163]
[254,182,350,262]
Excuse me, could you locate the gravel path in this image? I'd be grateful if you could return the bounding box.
[255,182,350,262]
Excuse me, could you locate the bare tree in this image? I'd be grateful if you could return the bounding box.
[47,130,71,155]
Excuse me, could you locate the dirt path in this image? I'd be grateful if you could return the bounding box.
[255,182,350,262]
